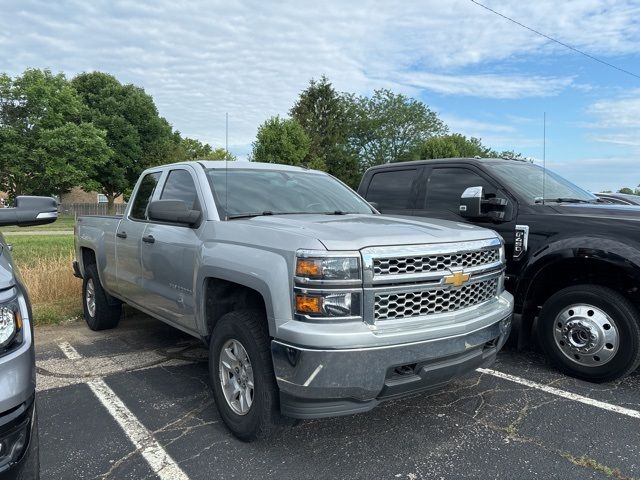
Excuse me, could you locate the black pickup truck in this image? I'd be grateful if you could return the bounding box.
[358,158,640,382]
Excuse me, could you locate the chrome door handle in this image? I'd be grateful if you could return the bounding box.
[142,235,155,244]
[116,231,127,239]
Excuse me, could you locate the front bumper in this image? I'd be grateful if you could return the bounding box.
[272,314,511,419]
[0,397,38,480]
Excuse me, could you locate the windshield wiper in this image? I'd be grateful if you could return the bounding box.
[535,198,595,204]
[226,211,274,220]
[226,211,331,219]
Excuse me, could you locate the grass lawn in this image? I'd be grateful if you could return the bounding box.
[3,234,82,325]
[1,214,76,232]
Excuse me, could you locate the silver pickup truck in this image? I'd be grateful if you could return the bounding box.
[73,161,513,440]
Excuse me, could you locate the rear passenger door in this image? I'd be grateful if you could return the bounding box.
[361,167,420,215]
[141,167,203,331]
[115,171,161,305]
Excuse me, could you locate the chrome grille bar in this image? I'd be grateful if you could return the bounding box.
[374,278,498,321]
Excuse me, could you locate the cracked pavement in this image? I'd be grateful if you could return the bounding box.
[35,313,640,480]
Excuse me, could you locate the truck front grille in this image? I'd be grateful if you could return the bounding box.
[373,248,499,277]
[374,278,498,321]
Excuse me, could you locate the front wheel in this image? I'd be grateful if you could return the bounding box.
[538,285,640,382]
[209,310,283,441]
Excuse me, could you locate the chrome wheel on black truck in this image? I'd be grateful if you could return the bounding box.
[538,285,640,382]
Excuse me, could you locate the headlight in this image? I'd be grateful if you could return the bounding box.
[0,306,20,350]
[295,252,360,282]
[295,292,361,318]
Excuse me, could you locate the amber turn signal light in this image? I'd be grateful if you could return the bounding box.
[296,258,321,277]
[295,294,323,314]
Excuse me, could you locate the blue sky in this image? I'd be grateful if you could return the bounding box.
[1,0,639,192]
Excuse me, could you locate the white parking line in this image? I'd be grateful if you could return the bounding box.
[478,367,640,420]
[58,342,190,480]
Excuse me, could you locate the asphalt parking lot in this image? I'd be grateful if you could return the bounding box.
[35,313,640,480]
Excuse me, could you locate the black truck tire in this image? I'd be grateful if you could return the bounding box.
[538,285,640,382]
[82,264,122,331]
[209,309,283,441]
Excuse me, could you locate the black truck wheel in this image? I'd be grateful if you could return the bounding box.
[209,309,283,441]
[538,285,640,382]
[82,264,122,331]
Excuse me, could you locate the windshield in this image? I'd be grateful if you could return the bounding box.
[206,168,373,218]
[486,162,596,204]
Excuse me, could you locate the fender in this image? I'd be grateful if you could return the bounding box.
[195,242,293,338]
[515,235,640,310]
[76,222,116,294]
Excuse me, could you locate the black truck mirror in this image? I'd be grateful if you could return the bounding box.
[460,186,483,218]
[0,196,58,227]
[148,200,201,226]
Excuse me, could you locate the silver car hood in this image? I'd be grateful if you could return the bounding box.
[246,214,497,250]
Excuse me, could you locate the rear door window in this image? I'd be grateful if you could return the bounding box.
[365,169,417,213]
[129,172,161,220]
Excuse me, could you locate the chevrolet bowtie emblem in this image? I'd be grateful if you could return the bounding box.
[444,270,471,287]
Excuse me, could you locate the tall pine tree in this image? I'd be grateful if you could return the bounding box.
[290,76,360,188]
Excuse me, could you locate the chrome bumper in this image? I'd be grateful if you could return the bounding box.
[272,314,511,419]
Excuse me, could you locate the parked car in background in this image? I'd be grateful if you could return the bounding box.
[595,192,640,206]
[359,158,640,382]
[0,196,58,479]
[74,161,513,441]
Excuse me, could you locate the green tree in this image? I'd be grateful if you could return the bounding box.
[72,72,174,212]
[290,76,359,187]
[177,136,236,160]
[344,89,447,168]
[0,69,110,198]
[251,116,320,167]
[618,187,639,195]
[417,134,493,159]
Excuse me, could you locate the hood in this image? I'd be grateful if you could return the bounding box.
[551,203,640,222]
[0,235,15,290]
[243,214,497,250]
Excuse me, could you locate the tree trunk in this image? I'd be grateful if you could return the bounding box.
[106,194,116,215]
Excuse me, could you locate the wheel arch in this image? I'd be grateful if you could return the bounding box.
[517,242,640,335]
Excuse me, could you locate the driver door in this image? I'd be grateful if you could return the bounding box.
[416,165,518,265]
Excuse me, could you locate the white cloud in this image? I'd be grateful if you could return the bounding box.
[394,72,574,99]
[1,0,639,152]
[585,89,640,149]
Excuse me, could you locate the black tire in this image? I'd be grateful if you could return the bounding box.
[538,285,640,382]
[82,264,121,331]
[209,310,282,441]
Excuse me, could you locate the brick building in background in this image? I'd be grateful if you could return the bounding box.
[59,187,125,205]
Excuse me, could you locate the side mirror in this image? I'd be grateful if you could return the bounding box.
[148,200,201,226]
[460,187,509,221]
[460,186,483,218]
[0,196,58,227]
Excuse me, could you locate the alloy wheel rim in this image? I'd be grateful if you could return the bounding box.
[86,279,96,317]
[553,304,619,367]
[218,339,254,415]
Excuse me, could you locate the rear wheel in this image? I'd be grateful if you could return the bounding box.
[538,285,640,382]
[82,264,121,331]
[209,309,283,441]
